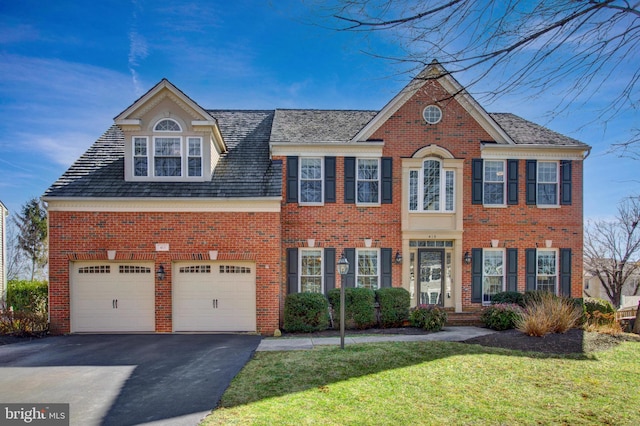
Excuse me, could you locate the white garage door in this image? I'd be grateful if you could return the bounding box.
[173,262,256,332]
[70,262,155,332]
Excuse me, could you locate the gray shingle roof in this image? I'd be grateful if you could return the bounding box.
[490,113,588,147]
[44,111,281,199]
[270,109,377,143]
[44,107,587,200]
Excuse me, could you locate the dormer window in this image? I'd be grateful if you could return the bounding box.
[154,119,181,132]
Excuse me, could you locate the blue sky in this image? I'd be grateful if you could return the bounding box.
[0,0,637,221]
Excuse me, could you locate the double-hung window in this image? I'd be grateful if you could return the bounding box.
[187,137,202,177]
[356,249,379,289]
[357,158,380,204]
[300,249,323,293]
[484,160,505,205]
[133,137,148,177]
[537,162,558,205]
[482,250,504,304]
[154,137,182,176]
[536,250,557,292]
[299,158,323,204]
[409,159,455,212]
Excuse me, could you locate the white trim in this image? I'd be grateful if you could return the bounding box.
[133,136,149,177]
[481,144,588,160]
[187,137,203,177]
[45,198,282,213]
[271,142,383,157]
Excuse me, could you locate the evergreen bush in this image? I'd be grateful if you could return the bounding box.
[376,287,410,328]
[283,292,330,333]
[328,287,376,329]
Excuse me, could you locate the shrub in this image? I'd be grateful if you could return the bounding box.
[584,297,615,316]
[7,280,48,313]
[376,287,410,328]
[516,292,583,336]
[409,305,447,332]
[585,311,623,335]
[328,288,376,329]
[481,304,523,330]
[0,310,49,337]
[491,291,525,307]
[283,293,330,333]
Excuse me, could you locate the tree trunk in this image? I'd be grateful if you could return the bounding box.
[633,300,640,335]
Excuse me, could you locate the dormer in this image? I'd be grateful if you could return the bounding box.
[114,79,226,182]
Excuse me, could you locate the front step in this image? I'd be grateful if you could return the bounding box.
[445,311,484,327]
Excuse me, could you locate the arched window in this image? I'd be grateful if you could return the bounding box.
[154,119,181,132]
[409,158,455,212]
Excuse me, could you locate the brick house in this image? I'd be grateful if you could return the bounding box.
[44,63,590,335]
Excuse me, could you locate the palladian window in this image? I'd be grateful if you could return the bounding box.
[409,158,455,212]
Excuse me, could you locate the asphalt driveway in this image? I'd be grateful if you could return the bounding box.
[0,334,261,425]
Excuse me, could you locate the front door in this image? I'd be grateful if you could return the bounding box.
[418,249,444,306]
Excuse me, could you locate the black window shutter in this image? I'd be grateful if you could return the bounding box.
[471,248,483,303]
[324,248,336,294]
[507,159,519,205]
[325,157,336,203]
[525,248,536,291]
[344,248,356,288]
[381,157,393,204]
[506,248,518,292]
[344,157,356,204]
[526,160,537,205]
[381,248,392,287]
[560,248,572,297]
[287,248,298,294]
[472,159,483,205]
[286,157,298,203]
[560,160,572,205]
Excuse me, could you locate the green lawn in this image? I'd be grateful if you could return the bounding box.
[202,339,640,425]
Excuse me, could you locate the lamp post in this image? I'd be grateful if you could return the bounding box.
[337,251,350,349]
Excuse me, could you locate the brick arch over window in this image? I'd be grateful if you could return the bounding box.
[411,144,455,159]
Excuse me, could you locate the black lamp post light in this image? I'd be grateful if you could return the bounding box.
[336,251,350,349]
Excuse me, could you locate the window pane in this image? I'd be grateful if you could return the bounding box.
[357,250,379,289]
[155,119,181,131]
[483,251,504,276]
[423,160,440,211]
[357,181,379,203]
[358,159,378,179]
[537,251,556,275]
[134,138,147,155]
[301,250,322,293]
[409,170,418,211]
[300,180,322,203]
[484,161,504,182]
[154,157,181,176]
[188,138,201,155]
[445,170,454,211]
[134,157,147,176]
[155,138,181,156]
[538,162,557,183]
[538,183,557,205]
[484,161,504,205]
[300,158,322,179]
[188,157,202,177]
[484,183,504,204]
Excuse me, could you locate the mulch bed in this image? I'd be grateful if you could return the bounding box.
[283,326,640,355]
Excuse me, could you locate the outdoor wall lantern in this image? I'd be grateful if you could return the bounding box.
[337,251,350,349]
[463,251,472,265]
[157,264,166,281]
[395,251,403,264]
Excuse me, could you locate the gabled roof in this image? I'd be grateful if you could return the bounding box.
[351,61,514,144]
[44,111,281,199]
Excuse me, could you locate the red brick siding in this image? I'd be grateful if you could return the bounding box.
[48,210,281,335]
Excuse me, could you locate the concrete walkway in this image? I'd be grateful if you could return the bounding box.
[257,326,495,351]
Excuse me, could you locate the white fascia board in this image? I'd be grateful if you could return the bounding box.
[114,119,142,126]
[481,144,590,160]
[270,142,384,157]
[192,120,226,153]
[45,197,282,213]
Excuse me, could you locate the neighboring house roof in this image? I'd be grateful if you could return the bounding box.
[44,110,281,199]
[490,113,589,147]
[270,109,378,143]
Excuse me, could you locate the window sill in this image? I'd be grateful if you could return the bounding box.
[482,204,507,208]
[536,204,560,209]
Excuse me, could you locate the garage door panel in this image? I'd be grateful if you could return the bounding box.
[71,262,155,333]
[173,262,256,332]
